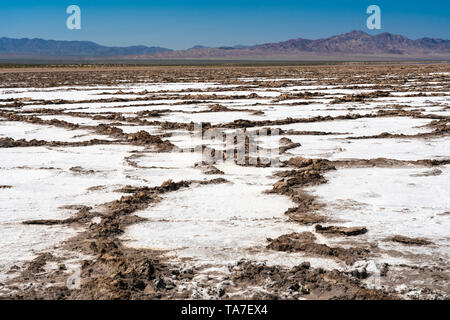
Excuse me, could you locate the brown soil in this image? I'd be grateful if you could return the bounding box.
[285,207,329,225]
[231,260,394,300]
[315,225,368,237]
[0,137,115,148]
[331,91,391,104]
[387,236,434,246]
[194,162,225,175]
[266,232,370,265]
[332,158,450,169]
[279,137,302,153]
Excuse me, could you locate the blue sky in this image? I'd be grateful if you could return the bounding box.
[0,0,449,49]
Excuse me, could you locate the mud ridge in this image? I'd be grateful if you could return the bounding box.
[386,236,434,246]
[266,232,370,265]
[230,260,394,300]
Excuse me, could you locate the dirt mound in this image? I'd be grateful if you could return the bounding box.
[93,124,176,151]
[267,232,370,265]
[272,169,328,198]
[0,137,114,148]
[126,130,175,151]
[194,162,224,175]
[331,91,390,104]
[287,210,328,225]
[315,225,368,236]
[231,260,393,300]
[279,137,301,153]
[208,104,232,112]
[274,91,320,101]
[387,235,433,246]
[0,137,46,147]
[285,157,335,171]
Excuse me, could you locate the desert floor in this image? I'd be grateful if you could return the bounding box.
[0,63,449,299]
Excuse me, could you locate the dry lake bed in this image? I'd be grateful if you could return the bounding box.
[0,64,449,299]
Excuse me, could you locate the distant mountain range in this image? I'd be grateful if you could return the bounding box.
[0,37,171,57]
[143,31,450,59]
[1,31,449,60]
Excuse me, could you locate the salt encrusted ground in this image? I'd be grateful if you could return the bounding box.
[0,64,448,299]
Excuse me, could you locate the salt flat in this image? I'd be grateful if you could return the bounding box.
[0,64,448,299]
